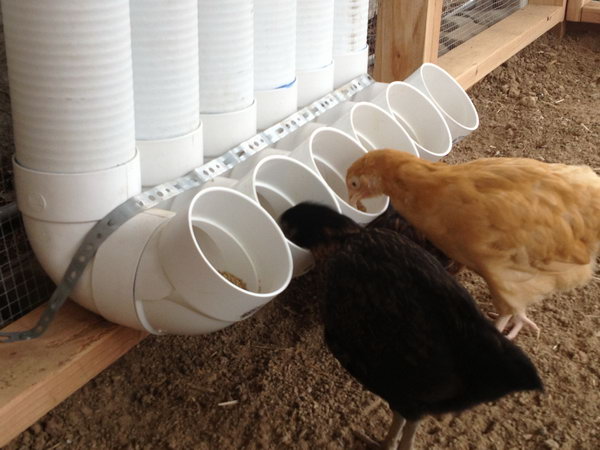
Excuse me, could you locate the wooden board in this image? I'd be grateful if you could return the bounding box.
[566,0,586,21]
[373,0,443,82]
[581,1,600,23]
[438,4,566,90]
[0,302,147,447]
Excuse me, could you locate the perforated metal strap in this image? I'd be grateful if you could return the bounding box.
[0,74,374,343]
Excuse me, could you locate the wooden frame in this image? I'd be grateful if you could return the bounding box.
[567,0,600,23]
[374,0,568,89]
[0,303,147,446]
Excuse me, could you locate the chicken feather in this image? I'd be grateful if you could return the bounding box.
[346,150,600,338]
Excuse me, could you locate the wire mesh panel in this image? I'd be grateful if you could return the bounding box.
[0,8,55,329]
[440,0,528,56]
[367,0,378,72]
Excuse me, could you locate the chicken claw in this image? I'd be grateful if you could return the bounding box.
[495,313,540,340]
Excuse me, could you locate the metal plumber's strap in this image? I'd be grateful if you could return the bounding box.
[0,74,375,343]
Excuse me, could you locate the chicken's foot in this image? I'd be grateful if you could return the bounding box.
[496,312,540,340]
[381,412,406,449]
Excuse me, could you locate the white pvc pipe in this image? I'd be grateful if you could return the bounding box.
[4,0,295,337]
[333,0,369,54]
[2,0,136,173]
[155,187,293,323]
[4,0,142,317]
[255,0,297,90]
[330,102,420,156]
[332,0,369,87]
[130,0,203,185]
[405,63,479,144]
[234,155,341,277]
[368,82,453,162]
[197,0,257,158]
[130,0,200,140]
[289,127,388,224]
[297,0,334,70]
[296,0,335,106]
[198,0,254,113]
[254,0,298,129]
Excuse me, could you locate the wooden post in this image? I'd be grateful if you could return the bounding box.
[373,0,443,82]
[565,0,586,21]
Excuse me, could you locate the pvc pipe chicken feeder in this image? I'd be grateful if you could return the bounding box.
[234,155,341,276]
[405,63,479,144]
[330,102,420,155]
[136,187,293,332]
[289,127,388,224]
[368,82,453,162]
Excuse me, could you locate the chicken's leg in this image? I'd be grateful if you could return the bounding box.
[381,412,406,449]
[495,312,540,340]
[397,420,419,450]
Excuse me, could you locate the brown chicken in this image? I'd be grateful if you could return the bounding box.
[346,150,600,339]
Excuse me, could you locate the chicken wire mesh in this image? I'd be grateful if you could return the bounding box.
[439,0,528,56]
[0,9,55,329]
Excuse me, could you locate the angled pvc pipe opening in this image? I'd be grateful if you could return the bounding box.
[156,187,293,324]
[235,155,341,276]
[369,82,453,162]
[289,127,388,224]
[331,102,420,156]
[405,63,479,143]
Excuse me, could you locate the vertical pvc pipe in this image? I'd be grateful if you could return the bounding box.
[198,0,257,159]
[130,0,203,185]
[3,0,141,316]
[254,0,298,129]
[296,0,335,106]
[130,0,200,140]
[2,0,136,173]
[332,0,370,87]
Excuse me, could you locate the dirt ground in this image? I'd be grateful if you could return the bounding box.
[5,24,600,450]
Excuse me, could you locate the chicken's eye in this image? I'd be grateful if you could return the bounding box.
[349,177,360,189]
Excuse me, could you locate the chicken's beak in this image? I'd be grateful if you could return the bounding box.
[348,191,361,208]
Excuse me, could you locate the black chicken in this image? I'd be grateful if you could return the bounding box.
[367,203,464,275]
[279,203,543,450]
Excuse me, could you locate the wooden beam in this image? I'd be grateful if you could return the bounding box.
[581,1,600,23]
[0,302,147,447]
[373,0,443,82]
[438,4,566,90]
[565,0,587,21]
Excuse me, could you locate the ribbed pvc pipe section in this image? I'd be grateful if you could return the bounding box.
[296,0,334,71]
[333,0,369,54]
[130,0,200,140]
[198,0,254,114]
[254,0,297,90]
[2,0,136,173]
